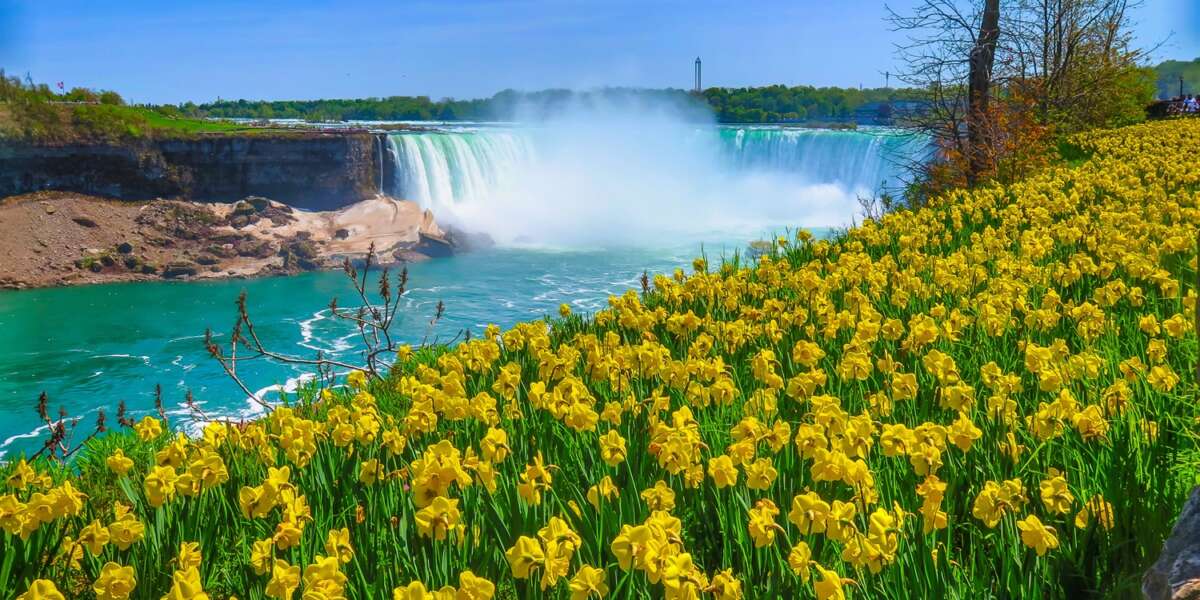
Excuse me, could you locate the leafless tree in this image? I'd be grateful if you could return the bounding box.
[1007,0,1150,129]
[888,0,1005,188]
[888,0,1152,195]
[204,243,452,413]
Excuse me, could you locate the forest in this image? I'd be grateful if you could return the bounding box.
[176,86,926,124]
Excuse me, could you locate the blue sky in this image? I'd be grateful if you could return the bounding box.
[0,0,1196,104]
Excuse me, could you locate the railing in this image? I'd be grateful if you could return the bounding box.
[1147,100,1200,119]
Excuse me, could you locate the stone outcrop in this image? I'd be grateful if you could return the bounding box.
[1145,487,1200,600]
[0,133,386,210]
[0,192,456,289]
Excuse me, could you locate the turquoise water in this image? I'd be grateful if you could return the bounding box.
[0,122,919,458]
[0,241,762,458]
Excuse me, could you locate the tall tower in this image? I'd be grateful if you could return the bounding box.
[694,57,702,93]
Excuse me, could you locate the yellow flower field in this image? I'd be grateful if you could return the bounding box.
[1,118,1198,599]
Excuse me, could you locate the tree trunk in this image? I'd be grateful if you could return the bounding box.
[967,0,1002,185]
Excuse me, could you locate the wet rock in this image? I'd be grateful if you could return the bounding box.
[232,200,259,216]
[392,249,433,263]
[290,239,318,260]
[205,243,238,259]
[161,261,198,279]
[1145,487,1200,600]
[414,232,454,258]
[245,196,272,212]
[236,239,276,259]
[444,225,494,251]
[296,257,321,271]
[280,238,322,271]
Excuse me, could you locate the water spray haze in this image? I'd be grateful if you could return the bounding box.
[387,93,917,247]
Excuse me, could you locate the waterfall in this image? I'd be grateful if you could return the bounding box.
[386,130,537,211]
[387,126,919,210]
[718,127,914,193]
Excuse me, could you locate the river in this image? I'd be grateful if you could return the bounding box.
[0,123,924,458]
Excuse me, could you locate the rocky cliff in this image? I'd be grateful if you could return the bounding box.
[0,133,387,210]
[0,191,453,289]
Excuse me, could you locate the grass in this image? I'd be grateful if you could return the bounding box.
[0,118,1197,599]
[0,101,318,144]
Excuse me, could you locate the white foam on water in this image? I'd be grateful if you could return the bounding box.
[386,102,923,248]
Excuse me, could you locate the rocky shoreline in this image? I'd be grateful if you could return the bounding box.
[0,191,479,290]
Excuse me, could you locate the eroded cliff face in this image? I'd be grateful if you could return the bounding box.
[0,133,385,210]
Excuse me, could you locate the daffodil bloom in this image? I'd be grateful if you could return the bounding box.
[707,455,738,488]
[325,527,354,564]
[598,429,627,466]
[161,567,207,600]
[1075,495,1116,530]
[302,555,348,597]
[415,496,462,541]
[789,491,830,534]
[250,538,274,575]
[708,568,742,600]
[788,541,812,580]
[587,476,619,509]
[78,519,110,554]
[747,498,780,548]
[479,427,510,463]
[505,535,545,579]
[640,480,676,511]
[16,580,65,600]
[134,416,163,441]
[812,563,846,600]
[108,514,145,551]
[1039,470,1075,515]
[272,518,304,550]
[610,524,651,571]
[105,449,134,476]
[516,453,553,506]
[1017,514,1059,556]
[92,562,136,600]
[947,412,982,452]
[144,465,179,508]
[393,581,432,600]
[744,457,778,490]
[359,458,384,485]
[265,559,301,600]
[567,565,608,599]
[177,541,202,570]
[457,570,496,600]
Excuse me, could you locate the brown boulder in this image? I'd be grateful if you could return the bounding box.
[1146,487,1200,600]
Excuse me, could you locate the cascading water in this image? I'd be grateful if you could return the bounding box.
[387,130,536,209]
[718,127,913,193]
[389,126,916,208]
[385,117,925,246]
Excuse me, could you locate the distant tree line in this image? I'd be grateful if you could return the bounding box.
[701,85,926,122]
[173,86,927,124]
[1155,57,1200,99]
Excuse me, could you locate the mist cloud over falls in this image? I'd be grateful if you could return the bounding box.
[387,98,907,247]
